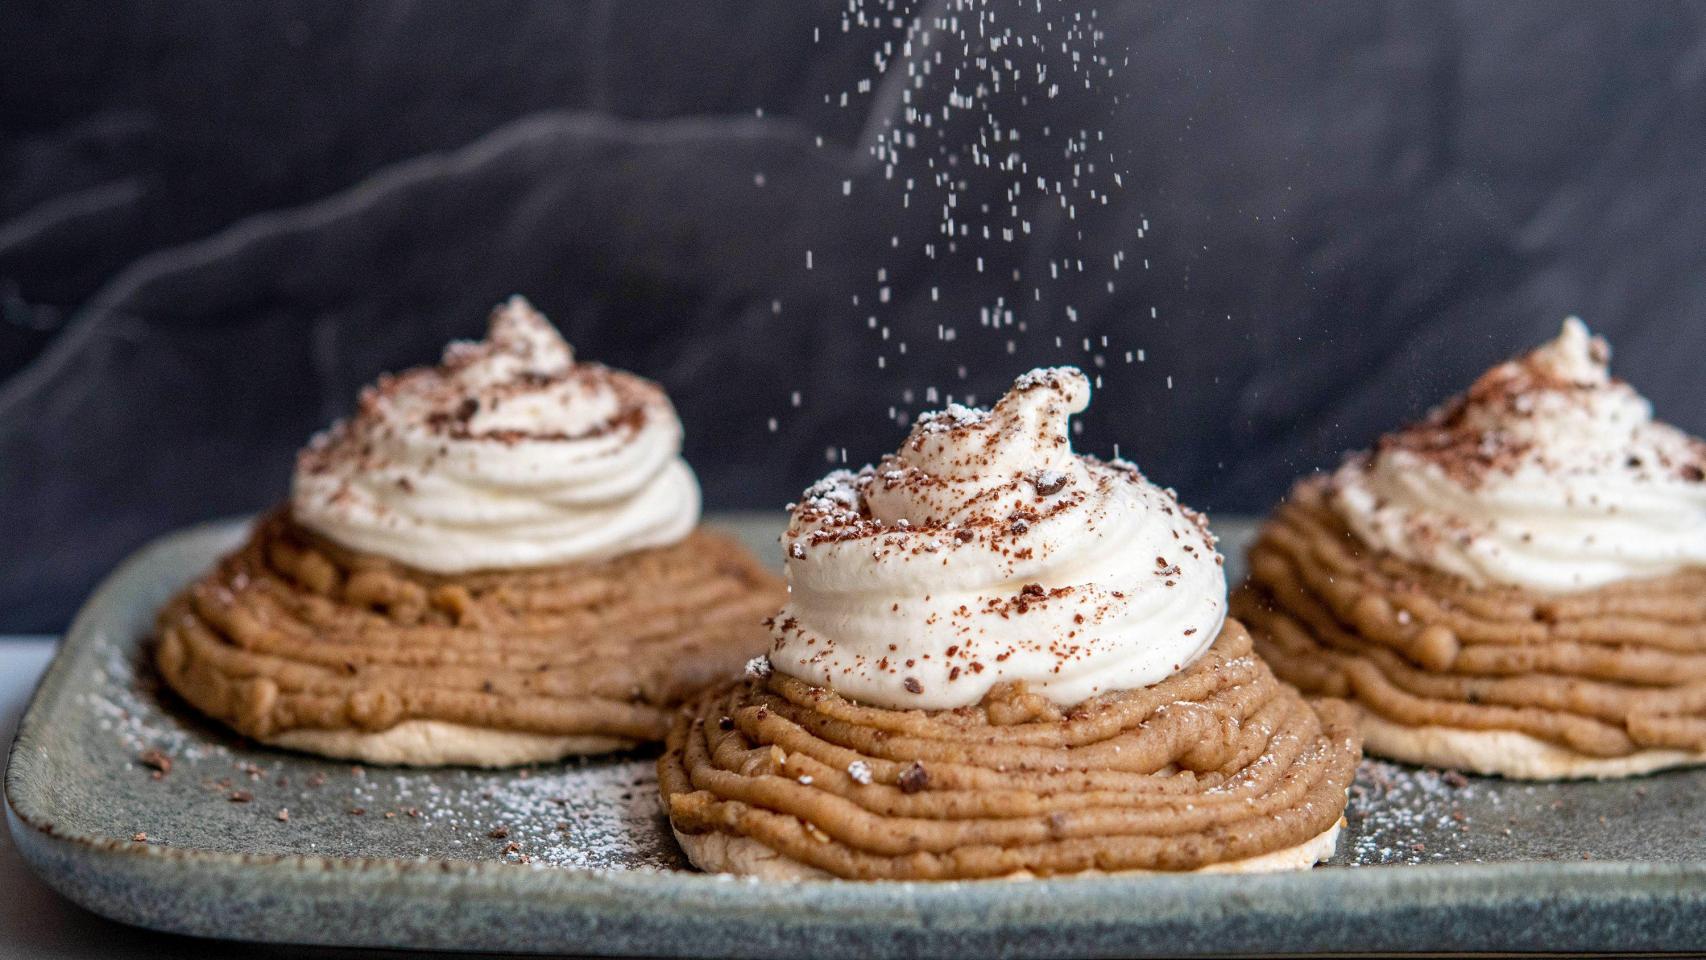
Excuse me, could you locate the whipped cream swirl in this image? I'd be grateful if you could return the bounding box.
[1333,318,1706,592]
[769,368,1226,710]
[291,297,699,572]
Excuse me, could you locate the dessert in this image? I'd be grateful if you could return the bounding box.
[1237,319,1706,779]
[661,368,1360,878]
[155,297,781,766]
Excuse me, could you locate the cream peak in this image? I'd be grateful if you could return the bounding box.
[442,296,576,389]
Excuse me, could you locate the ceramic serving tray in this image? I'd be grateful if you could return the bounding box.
[7,515,1706,957]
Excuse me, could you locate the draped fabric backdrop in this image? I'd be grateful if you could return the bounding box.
[4,1,1705,631]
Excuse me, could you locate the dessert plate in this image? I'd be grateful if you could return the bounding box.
[7,515,1706,957]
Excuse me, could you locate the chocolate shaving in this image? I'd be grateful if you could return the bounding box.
[897,760,931,794]
[1032,471,1069,497]
[138,749,173,777]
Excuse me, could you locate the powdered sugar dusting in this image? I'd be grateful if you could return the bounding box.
[1345,759,1487,866]
[913,403,991,435]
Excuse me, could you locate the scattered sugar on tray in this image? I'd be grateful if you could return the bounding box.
[325,756,684,871]
[1343,759,1484,866]
[86,643,229,764]
[472,758,681,870]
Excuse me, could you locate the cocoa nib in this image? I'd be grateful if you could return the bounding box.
[897,760,931,794]
[903,677,924,695]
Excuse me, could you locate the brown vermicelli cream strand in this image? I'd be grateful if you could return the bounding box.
[660,621,1361,879]
[155,509,781,743]
[1253,493,1706,656]
[1235,478,1706,758]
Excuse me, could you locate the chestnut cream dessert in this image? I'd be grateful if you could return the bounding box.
[155,297,781,766]
[1237,319,1706,779]
[661,368,1360,879]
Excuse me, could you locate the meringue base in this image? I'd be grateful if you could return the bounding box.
[265,720,636,767]
[672,820,1345,880]
[1358,711,1706,781]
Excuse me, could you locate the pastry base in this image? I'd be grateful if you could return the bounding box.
[264,720,636,767]
[1359,711,1706,781]
[672,820,1344,881]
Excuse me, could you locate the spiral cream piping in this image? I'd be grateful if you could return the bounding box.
[292,296,699,573]
[770,368,1226,710]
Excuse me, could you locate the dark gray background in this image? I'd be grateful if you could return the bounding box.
[4,1,1705,632]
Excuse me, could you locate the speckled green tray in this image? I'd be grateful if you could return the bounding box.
[8,515,1706,957]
